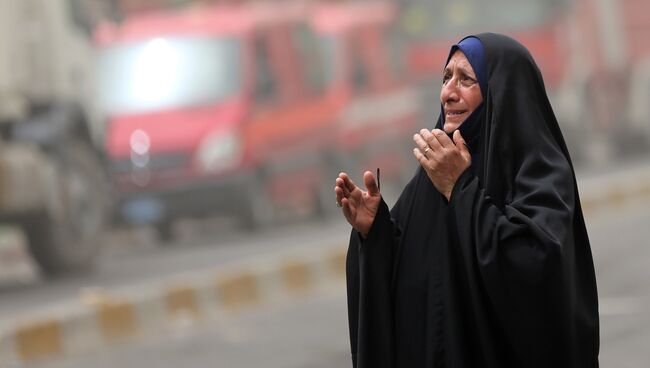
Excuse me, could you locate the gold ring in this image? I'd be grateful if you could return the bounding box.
[423,147,431,155]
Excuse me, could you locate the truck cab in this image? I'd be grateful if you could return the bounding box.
[97,1,420,236]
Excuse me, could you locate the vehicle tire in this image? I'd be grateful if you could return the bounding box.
[239,172,274,230]
[22,140,110,276]
[155,217,175,244]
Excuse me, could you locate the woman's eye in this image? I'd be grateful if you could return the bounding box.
[461,76,477,86]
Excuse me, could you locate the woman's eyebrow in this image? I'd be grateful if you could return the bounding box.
[458,65,477,78]
[443,63,477,80]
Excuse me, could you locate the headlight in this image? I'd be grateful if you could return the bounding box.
[196,131,242,173]
[130,129,151,169]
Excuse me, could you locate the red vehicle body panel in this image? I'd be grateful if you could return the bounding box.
[98,1,422,227]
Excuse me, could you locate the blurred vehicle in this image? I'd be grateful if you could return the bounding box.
[400,0,650,163]
[311,1,420,204]
[0,0,110,275]
[96,0,419,238]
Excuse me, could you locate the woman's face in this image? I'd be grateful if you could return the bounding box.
[440,50,483,133]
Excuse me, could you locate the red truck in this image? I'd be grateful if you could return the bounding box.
[96,0,419,238]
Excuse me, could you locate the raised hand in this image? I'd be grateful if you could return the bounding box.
[413,129,471,201]
[334,171,381,237]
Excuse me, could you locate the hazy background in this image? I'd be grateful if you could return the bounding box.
[0,0,648,367]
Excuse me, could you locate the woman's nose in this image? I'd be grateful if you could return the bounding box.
[441,80,460,103]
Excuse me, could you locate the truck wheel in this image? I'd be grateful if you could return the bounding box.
[23,140,109,276]
[239,174,274,230]
[155,217,175,244]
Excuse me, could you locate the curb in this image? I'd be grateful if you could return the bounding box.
[0,246,347,366]
[1,159,649,366]
[577,160,650,214]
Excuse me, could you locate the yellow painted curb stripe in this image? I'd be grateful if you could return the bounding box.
[96,300,136,342]
[639,184,650,197]
[582,182,650,214]
[328,247,347,277]
[14,319,63,362]
[10,245,350,363]
[166,285,200,319]
[216,272,260,310]
[281,260,311,294]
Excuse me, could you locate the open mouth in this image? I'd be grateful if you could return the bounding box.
[445,110,467,119]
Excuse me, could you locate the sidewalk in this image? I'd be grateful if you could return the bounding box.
[576,155,650,214]
[1,156,649,366]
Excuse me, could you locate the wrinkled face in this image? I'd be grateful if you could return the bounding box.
[440,50,483,133]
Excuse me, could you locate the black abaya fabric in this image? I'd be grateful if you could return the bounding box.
[345,33,599,368]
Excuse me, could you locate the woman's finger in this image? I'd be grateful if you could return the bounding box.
[431,129,454,148]
[453,130,471,160]
[341,197,354,219]
[338,173,357,194]
[413,147,429,167]
[343,175,359,194]
[363,171,379,196]
[421,129,445,151]
[336,177,350,197]
[335,185,345,205]
[413,134,431,155]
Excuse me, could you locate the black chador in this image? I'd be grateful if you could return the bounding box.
[346,33,599,368]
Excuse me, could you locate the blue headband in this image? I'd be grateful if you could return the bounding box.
[447,36,487,97]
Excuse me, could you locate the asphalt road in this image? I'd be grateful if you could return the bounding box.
[0,217,351,323]
[1,156,650,367]
[587,200,650,367]
[14,180,650,368]
[34,288,351,368]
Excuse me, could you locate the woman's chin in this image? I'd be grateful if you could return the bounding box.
[443,122,461,134]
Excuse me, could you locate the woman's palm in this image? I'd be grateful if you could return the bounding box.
[335,171,381,237]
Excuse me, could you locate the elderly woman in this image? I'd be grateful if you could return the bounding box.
[335,33,599,367]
